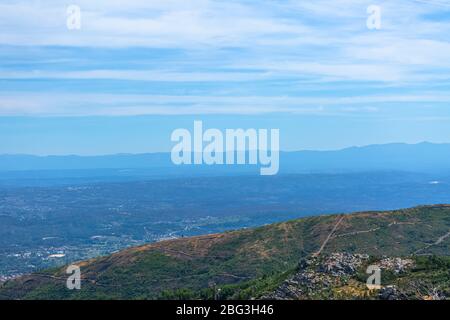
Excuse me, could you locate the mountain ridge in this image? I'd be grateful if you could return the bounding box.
[2,142,450,174]
[1,204,449,300]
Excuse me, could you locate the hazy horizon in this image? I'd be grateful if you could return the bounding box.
[0,140,446,157]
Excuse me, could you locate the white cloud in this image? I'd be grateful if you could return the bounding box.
[1,0,450,116]
[0,0,310,47]
[0,70,270,82]
[1,92,450,116]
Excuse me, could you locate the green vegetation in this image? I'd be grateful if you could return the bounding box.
[0,205,449,300]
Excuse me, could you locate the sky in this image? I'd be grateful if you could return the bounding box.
[1,0,450,155]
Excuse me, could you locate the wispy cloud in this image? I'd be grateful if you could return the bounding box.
[0,0,449,116]
[2,92,450,116]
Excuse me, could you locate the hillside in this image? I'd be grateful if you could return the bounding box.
[1,205,450,300]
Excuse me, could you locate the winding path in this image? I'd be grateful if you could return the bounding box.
[415,230,450,254]
[313,215,345,257]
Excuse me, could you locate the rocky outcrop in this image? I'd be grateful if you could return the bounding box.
[262,252,370,300]
[261,252,426,300]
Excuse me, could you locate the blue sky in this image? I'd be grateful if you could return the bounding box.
[1,0,450,155]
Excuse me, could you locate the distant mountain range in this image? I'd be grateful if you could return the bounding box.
[1,205,449,300]
[1,142,450,174]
